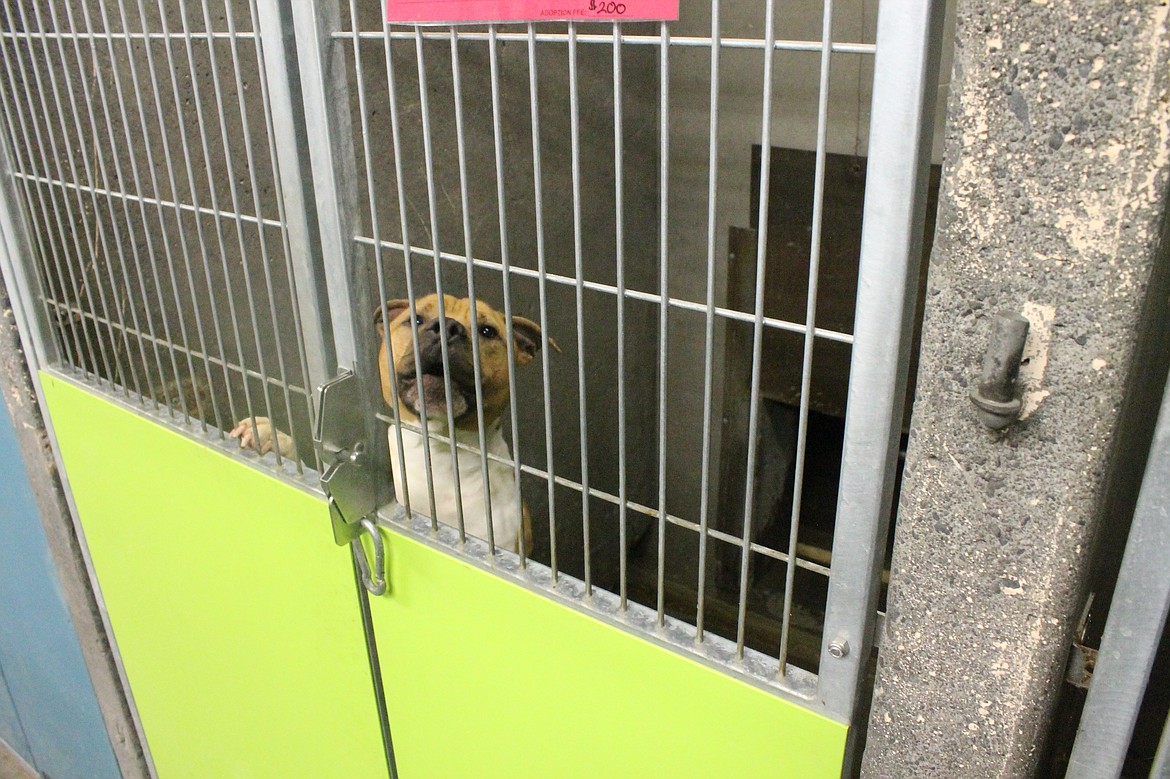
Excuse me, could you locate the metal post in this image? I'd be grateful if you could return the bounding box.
[1066,365,1170,777]
[817,0,945,726]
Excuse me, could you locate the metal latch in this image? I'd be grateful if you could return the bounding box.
[315,371,377,545]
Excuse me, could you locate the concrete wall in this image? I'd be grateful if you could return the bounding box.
[863,0,1170,775]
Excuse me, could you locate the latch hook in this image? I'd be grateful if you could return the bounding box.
[352,518,386,596]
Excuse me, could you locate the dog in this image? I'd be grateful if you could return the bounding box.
[231,293,552,554]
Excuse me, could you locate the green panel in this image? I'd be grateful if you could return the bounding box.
[371,527,847,778]
[40,374,387,779]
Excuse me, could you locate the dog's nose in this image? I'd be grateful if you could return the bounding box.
[425,316,467,342]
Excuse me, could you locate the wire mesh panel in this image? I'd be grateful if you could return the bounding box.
[292,0,944,723]
[0,0,324,472]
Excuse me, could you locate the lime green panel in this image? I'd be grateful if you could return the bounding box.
[371,528,847,778]
[40,374,387,779]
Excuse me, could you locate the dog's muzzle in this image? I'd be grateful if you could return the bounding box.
[397,318,477,421]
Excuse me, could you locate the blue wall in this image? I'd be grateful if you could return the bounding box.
[0,397,120,778]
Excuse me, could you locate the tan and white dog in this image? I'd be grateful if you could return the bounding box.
[231,293,551,554]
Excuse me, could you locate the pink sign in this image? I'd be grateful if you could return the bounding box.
[386,0,678,23]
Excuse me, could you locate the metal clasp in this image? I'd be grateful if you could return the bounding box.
[316,371,377,545]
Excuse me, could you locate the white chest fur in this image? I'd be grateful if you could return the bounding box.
[388,421,523,552]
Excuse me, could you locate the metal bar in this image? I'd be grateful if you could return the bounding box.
[527,23,556,577]
[448,25,500,555]
[817,0,946,725]
[341,29,876,55]
[381,26,440,526]
[654,21,669,628]
[8,172,285,229]
[777,0,834,676]
[613,21,629,611]
[289,0,391,504]
[252,0,332,467]
[412,26,468,541]
[1153,706,1170,779]
[0,30,254,41]
[694,0,722,644]
[1066,367,1170,776]
[734,0,780,660]
[350,235,855,344]
[487,23,525,558]
[567,22,591,595]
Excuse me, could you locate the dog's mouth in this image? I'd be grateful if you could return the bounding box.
[397,368,473,421]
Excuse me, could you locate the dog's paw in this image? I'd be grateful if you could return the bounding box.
[229,417,296,460]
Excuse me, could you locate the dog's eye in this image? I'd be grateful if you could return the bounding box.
[478,324,498,339]
[413,314,425,327]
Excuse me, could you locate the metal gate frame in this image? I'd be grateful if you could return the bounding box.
[0,0,947,767]
[281,0,944,729]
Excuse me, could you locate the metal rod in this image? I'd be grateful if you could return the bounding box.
[655,21,670,628]
[447,26,502,557]
[383,25,441,526]
[350,235,854,345]
[694,0,722,644]
[487,23,525,559]
[567,22,592,596]
[613,21,629,612]
[340,29,876,56]
[0,30,254,42]
[526,23,557,579]
[735,0,780,660]
[777,0,835,677]
[413,26,469,543]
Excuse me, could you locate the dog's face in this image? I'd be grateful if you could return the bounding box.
[375,294,547,430]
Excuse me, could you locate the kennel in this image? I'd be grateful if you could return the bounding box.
[0,0,945,775]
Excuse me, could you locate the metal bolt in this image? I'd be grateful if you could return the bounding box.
[970,310,1030,430]
[828,638,850,659]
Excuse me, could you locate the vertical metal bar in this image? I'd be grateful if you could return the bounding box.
[694,0,721,644]
[381,25,440,526]
[612,21,629,612]
[289,0,391,500]
[1066,367,1170,777]
[735,0,780,659]
[817,0,945,724]
[1153,707,1170,779]
[251,0,329,466]
[526,22,556,577]
[567,22,591,594]
[487,23,524,558]
[777,0,834,675]
[654,21,669,628]
[448,27,501,555]
[254,0,337,402]
[412,27,468,541]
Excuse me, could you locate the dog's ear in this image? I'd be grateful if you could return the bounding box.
[511,316,560,365]
[374,299,411,333]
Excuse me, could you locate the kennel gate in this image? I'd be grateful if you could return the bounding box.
[0,0,944,775]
